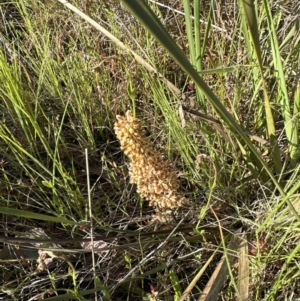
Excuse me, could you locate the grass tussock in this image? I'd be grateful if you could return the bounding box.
[0,0,300,300]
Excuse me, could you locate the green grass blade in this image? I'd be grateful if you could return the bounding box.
[169,269,182,301]
[120,2,274,184]
[262,0,295,160]
[0,206,79,224]
[183,0,196,65]
[239,0,282,173]
[183,0,208,107]
[290,80,300,164]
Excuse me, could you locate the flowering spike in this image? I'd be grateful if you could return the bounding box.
[114,111,187,209]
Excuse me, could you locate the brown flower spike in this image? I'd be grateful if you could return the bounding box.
[114,111,187,209]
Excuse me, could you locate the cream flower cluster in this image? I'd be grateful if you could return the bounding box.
[114,111,187,209]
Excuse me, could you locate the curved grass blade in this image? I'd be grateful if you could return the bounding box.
[120,0,300,220]
[119,3,264,182]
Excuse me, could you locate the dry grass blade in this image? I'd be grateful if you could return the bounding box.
[85,148,97,301]
[198,232,241,301]
[237,232,249,301]
[179,251,217,301]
